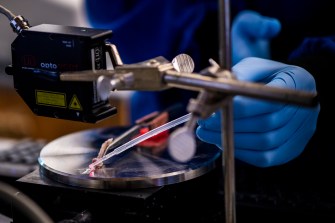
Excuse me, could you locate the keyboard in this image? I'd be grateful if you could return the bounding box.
[0,137,46,178]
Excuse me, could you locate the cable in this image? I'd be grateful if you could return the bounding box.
[0,4,15,19]
[0,4,30,34]
[0,181,54,223]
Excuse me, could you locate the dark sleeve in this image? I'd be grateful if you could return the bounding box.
[288,35,335,142]
[283,35,335,189]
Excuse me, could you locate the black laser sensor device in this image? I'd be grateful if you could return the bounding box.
[6,24,117,123]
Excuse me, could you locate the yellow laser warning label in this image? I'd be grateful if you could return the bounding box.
[36,90,66,108]
[69,94,82,110]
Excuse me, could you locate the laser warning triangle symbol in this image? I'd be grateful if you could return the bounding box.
[69,94,82,110]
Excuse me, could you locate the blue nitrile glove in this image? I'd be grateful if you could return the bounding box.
[196,57,320,167]
[232,10,281,65]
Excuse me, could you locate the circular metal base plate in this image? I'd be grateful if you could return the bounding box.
[38,127,221,189]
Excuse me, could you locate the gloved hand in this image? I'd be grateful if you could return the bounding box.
[196,57,320,167]
[232,10,281,65]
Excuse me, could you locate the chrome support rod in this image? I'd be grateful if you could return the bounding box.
[218,0,236,222]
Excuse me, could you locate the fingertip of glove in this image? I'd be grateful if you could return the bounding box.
[234,10,281,38]
[259,18,281,38]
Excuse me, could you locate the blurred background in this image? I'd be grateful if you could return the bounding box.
[0,0,131,141]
